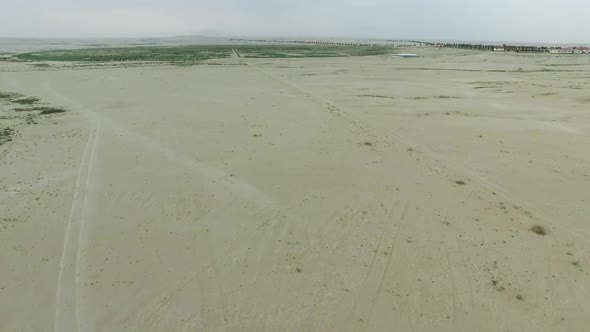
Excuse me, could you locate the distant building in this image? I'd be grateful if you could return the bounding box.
[493,46,505,52]
[433,43,444,48]
[549,48,574,54]
[575,47,589,54]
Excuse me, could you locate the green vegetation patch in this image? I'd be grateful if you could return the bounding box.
[38,107,67,115]
[435,95,463,99]
[530,224,548,236]
[14,106,67,114]
[11,97,41,105]
[15,44,394,63]
[15,45,236,63]
[30,63,52,68]
[0,127,14,146]
[13,107,34,112]
[237,44,392,58]
[0,56,22,63]
[358,94,395,99]
[0,91,24,101]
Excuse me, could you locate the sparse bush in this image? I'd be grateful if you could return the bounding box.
[435,95,462,99]
[37,107,67,115]
[0,91,23,101]
[12,97,40,105]
[0,127,14,145]
[530,224,548,236]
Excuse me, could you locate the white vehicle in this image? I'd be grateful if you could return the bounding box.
[393,53,419,58]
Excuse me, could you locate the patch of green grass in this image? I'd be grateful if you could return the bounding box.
[30,63,52,68]
[13,107,34,112]
[0,127,15,145]
[237,44,392,58]
[0,56,23,63]
[0,91,24,101]
[37,107,67,115]
[358,94,395,99]
[470,81,516,86]
[16,45,235,63]
[15,44,395,63]
[435,95,462,99]
[14,106,67,114]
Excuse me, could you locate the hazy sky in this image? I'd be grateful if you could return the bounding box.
[1,0,589,43]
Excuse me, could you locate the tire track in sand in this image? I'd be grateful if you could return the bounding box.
[348,200,409,325]
[54,118,100,332]
[43,79,287,331]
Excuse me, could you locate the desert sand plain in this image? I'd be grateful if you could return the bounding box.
[1,46,590,331]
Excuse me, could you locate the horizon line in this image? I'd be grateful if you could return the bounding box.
[0,35,588,46]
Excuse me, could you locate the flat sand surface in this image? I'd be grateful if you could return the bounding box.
[1,48,590,331]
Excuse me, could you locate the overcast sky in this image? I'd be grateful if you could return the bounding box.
[1,0,589,43]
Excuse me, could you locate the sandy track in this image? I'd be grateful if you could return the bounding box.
[55,118,99,331]
[44,79,288,330]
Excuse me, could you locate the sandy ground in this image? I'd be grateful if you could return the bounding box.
[1,48,590,331]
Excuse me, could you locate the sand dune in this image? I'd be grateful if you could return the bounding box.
[1,48,589,331]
